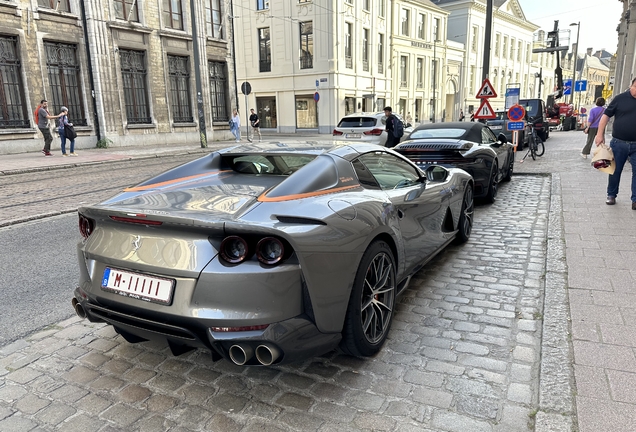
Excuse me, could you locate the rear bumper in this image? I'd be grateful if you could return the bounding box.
[73,287,340,365]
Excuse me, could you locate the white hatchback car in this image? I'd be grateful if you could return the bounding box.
[333,112,412,147]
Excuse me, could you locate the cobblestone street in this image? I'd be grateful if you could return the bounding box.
[0,175,554,432]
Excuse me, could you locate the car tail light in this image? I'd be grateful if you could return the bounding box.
[109,216,163,226]
[78,214,95,239]
[220,236,249,264]
[534,123,543,128]
[256,237,285,265]
[364,128,384,136]
[332,129,344,136]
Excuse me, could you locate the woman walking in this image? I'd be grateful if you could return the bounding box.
[231,109,241,142]
[581,97,605,159]
[58,107,77,156]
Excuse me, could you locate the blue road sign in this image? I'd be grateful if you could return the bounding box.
[507,121,525,131]
[314,92,320,102]
[563,79,572,95]
[575,80,588,92]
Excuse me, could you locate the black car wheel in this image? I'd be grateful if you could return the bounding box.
[484,161,498,204]
[340,241,396,357]
[503,150,514,182]
[453,184,474,245]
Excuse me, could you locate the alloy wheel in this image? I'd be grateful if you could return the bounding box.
[360,252,395,344]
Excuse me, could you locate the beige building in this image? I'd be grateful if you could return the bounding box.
[0,0,236,155]
[615,0,636,95]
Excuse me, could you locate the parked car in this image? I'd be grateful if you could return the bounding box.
[333,112,413,146]
[519,98,550,140]
[395,122,515,203]
[73,142,474,365]
[486,110,526,149]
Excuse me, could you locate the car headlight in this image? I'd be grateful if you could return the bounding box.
[220,236,249,264]
[256,237,284,265]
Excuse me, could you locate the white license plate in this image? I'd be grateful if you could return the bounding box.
[345,133,361,138]
[101,267,174,304]
[490,125,502,130]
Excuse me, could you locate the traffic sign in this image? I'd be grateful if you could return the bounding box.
[563,79,572,96]
[507,104,526,121]
[505,87,520,109]
[474,99,496,119]
[507,121,525,131]
[476,78,497,99]
[314,92,320,102]
[241,81,252,95]
[575,80,588,92]
[580,107,587,114]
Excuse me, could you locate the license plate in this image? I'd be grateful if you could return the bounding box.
[345,133,361,138]
[101,267,174,304]
[490,125,502,130]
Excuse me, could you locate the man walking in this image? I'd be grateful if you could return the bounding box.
[37,99,61,156]
[594,78,636,209]
[383,106,397,148]
[249,108,262,142]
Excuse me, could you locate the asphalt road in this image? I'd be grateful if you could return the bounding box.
[0,154,204,345]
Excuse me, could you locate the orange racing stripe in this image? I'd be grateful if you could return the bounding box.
[123,171,230,192]
[257,185,361,202]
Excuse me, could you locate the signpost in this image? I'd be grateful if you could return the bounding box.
[563,79,572,96]
[507,104,526,152]
[574,80,588,92]
[505,86,520,109]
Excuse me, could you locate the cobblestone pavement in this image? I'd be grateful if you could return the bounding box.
[0,175,553,432]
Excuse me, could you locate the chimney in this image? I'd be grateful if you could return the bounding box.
[586,47,593,56]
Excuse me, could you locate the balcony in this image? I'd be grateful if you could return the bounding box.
[345,56,352,69]
[259,60,271,72]
[300,55,313,69]
[362,60,369,72]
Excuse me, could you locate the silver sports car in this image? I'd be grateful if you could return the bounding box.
[72,142,474,365]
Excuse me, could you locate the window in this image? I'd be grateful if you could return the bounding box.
[481,127,497,144]
[509,38,514,59]
[345,97,355,115]
[300,21,313,69]
[357,153,420,191]
[431,58,437,88]
[470,66,475,93]
[167,55,192,123]
[363,0,370,10]
[378,33,384,74]
[400,56,407,87]
[379,0,385,17]
[471,26,478,52]
[433,17,440,41]
[517,41,522,61]
[401,9,409,36]
[208,61,228,122]
[38,0,70,12]
[257,0,269,10]
[503,36,508,59]
[258,28,271,72]
[163,0,183,30]
[205,0,223,38]
[416,58,423,87]
[0,36,29,129]
[345,23,352,69]
[114,0,139,21]
[362,29,369,72]
[120,49,151,124]
[495,34,500,56]
[526,43,530,62]
[44,41,86,126]
[417,14,425,40]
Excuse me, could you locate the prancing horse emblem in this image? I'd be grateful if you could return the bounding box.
[132,235,141,252]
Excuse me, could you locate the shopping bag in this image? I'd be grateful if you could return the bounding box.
[591,144,616,174]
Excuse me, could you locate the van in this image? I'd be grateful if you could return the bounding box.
[519,99,550,141]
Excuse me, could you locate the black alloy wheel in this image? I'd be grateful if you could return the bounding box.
[453,184,474,245]
[340,241,396,357]
[484,161,498,204]
[503,150,514,182]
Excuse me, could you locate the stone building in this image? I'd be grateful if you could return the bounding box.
[615,0,636,95]
[0,0,236,155]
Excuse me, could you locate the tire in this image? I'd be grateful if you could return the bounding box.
[530,137,537,160]
[453,184,474,245]
[535,140,545,157]
[503,150,514,182]
[340,241,396,357]
[484,161,498,204]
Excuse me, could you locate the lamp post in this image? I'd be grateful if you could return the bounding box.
[432,39,437,123]
[569,22,580,106]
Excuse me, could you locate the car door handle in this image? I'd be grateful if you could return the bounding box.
[397,209,405,219]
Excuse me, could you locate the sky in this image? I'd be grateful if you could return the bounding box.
[518,0,624,55]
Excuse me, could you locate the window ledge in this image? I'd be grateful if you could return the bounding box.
[108,21,153,34]
[74,126,93,132]
[172,122,197,127]
[206,36,227,44]
[126,123,156,129]
[37,7,78,20]
[159,29,192,41]
[0,128,37,136]
[0,1,18,10]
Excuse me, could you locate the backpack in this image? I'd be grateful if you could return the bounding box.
[393,117,404,139]
[34,106,41,125]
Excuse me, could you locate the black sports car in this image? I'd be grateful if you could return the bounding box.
[395,122,515,203]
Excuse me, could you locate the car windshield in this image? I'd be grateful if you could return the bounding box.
[338,117,377,128]
[225,154,316,175]
[494,112,507,120]
[520,100,539,116]
[409,128,467,139]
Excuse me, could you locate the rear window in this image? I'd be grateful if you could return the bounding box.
[409,128,467,139]
[338,117,378,128]
[225,154,316,175]
[494,112,507,120]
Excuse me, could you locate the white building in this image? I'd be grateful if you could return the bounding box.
[435,0,538,114]
[231,0,463,134]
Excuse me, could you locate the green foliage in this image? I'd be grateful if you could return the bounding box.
[96,137,113,149]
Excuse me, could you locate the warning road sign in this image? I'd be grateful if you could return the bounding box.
[474,99,496,119]
[476,78,497,99]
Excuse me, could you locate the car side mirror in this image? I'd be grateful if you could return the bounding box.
[497,133,508,144]
[424,165,449,182]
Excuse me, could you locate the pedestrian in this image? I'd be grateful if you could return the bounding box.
[459,109,465,121]
[230,109,241,142]
[36,99,62,156]
[383,106,397,148]
[249,108,262,142]
[405,111,413,126]
[58,107,77,156]
[581,97,605,159]
[469,109,475,122]
[594,77,636,209]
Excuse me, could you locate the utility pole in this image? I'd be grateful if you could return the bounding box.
[190,0,207,147]
[432,40,437,123]
[482,0,493,81]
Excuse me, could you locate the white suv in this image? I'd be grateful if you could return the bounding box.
[333,112,411,147]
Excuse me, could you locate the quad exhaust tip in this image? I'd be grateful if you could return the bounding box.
[255,344,281,366]
[228,345,254,365]
[72,298,87,319]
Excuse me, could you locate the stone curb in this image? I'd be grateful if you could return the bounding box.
[535,172,576,432]
[0,209,78,229]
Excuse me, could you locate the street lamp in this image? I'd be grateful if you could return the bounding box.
[432,39,437,123]
[569,22,580,106]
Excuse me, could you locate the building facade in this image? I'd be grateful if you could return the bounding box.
[615,0,636,95]
[0,0,236,155]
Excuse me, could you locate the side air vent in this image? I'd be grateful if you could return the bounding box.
[276,216,327,225]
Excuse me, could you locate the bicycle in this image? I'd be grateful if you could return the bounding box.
[520,118,545,161]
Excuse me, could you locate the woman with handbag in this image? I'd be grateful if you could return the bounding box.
[230,109,241,142]
[581,97,605,159]
[58,107,77,156]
